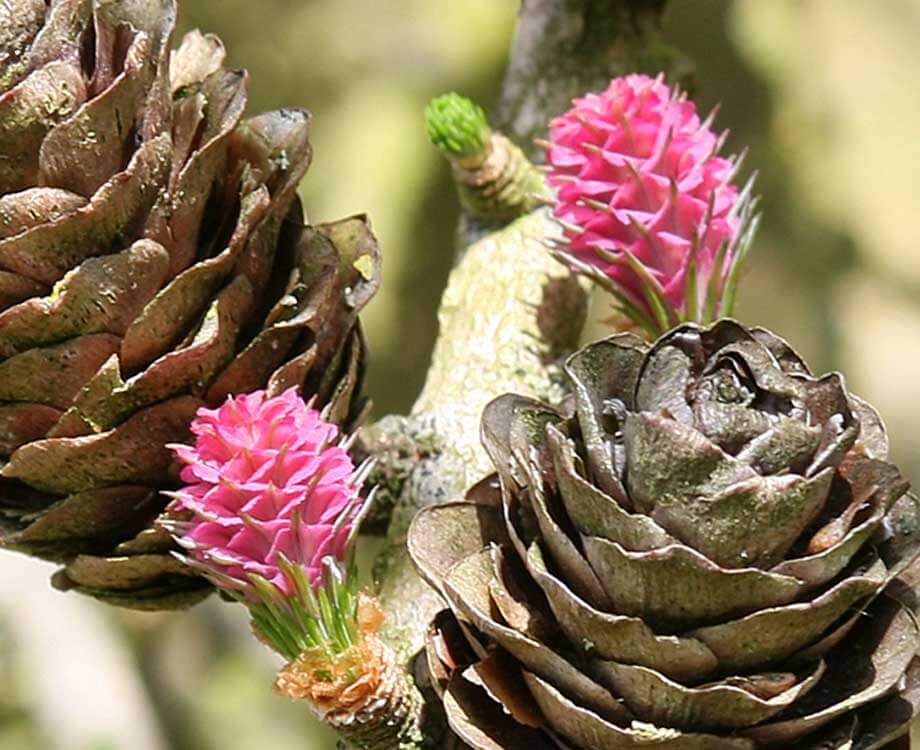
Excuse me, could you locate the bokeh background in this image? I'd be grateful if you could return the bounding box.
[2,1,920,748]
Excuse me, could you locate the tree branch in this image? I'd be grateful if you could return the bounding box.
[497,0,675,155]
[375,211,587,664]
[359,1,675,746]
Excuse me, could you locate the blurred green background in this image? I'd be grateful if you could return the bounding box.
[2,1,920,748]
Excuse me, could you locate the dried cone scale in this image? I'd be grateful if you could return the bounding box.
[0,0,380,609]
[410,321,920,749]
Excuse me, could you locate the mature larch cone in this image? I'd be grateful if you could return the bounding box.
[410,321,920,749]
[0,0,380,609]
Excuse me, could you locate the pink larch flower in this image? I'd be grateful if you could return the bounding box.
[162,388,369,605]
[545,74,757,335]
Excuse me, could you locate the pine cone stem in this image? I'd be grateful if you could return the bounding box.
[328,657,429,750]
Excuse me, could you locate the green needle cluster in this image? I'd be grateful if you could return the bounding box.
[425,92,492,160]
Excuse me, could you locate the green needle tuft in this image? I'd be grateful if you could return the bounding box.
[425,92,491,159]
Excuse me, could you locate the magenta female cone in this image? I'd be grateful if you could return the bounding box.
[162,389,428,750]
[164,388,367,602]
[545,74,757,335]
